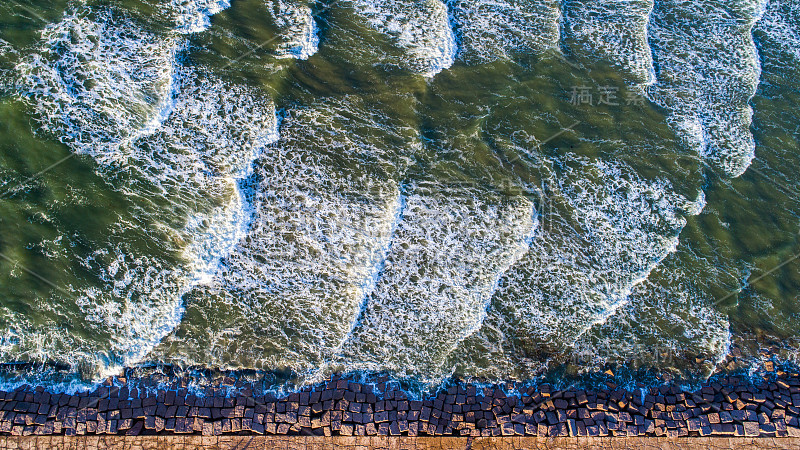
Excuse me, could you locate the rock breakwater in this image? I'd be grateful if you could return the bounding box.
[1,373,799,438]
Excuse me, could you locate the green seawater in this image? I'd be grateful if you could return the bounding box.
[0,0,797,390]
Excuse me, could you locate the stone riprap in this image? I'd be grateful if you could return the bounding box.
[1,373,799,438]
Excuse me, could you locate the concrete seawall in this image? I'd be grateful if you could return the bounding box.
[1,372,800,440]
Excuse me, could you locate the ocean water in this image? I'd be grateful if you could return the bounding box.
[0,0,798,392]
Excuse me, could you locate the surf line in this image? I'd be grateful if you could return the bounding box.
[459,200,539,352]
[329,185,407,361]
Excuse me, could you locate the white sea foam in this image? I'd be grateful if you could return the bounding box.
[150,98,419,376]
[572,252,732,376]
[0,39,16,93]
[94,72,277,367]
[756,0,800,62]
[485,155,701,353]
[1,0,776,388]
[446,0,560,63]
[9,8,278,375]
[171,0,231,34]
[562,0,656,85]
[132,70,279,288]
[647,0,766,177]
[266,0,320,60]
[338,183,537,382]
[0,38,14,62]
[335,190,406,355]
[344,0,456,76]
[16,9,179,163]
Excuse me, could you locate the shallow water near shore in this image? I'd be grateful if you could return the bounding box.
[0,0,798,394]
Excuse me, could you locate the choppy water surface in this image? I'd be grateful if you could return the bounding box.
[0,0,798,391]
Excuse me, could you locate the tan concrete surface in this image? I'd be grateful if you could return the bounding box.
[1,436,799,449]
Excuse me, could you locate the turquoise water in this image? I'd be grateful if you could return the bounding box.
[0,0,798,391]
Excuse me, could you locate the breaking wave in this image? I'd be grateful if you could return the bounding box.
[562,0,656,85]
[342,0,456,76]
[0,0,788,391]
[447,0,561,63]
[172,0,231,34]
[266,0,319,59]
[338,182,537,382]
[647,0,766,177]
[8,7,278,380]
